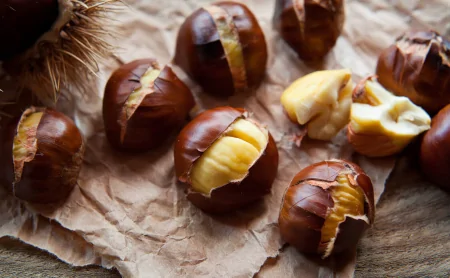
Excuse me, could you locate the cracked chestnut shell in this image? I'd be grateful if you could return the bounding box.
[174,106,279,213]
[420,104,450,191]
[174,1,267,97]
[0,107,85,204]
[103,59,195,151]
[279,159,375,258]
[273,0,345,61]
[376,30,450,114]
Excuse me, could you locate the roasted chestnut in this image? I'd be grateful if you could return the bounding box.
[280,69,353,141]
[279,159,374,258]
[0,107,85,204]
[103,59,195,151]
[174,1,267,97]
[420,104,450,191]
[273,0,345,61]
[376,30,450,114]
[174,106,279,213]
[348,76,430,157]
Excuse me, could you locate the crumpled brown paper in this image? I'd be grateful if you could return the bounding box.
[1,0,448,277]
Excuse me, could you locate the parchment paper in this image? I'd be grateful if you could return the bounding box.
[1,0,448,277]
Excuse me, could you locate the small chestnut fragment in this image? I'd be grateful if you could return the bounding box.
[273,0,345,60]
[420,104,450,191]
[174,1,267,96]
[280,69,353,141]
[279,159,375,258]
[376,30,450,114]
[103,59,195,151]
[0,107,85,204]
[348,76,431,157]
[174,107,279,213]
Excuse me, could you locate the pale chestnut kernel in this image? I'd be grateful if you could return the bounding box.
[281,69,353,140]
[190,119,268,195]
[320,173,366,258]
[349,78,431,157]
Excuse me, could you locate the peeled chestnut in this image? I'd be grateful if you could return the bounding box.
[103,59,195,151]
[174,106,279,213]
[280,69,353,141]
[0,107,85,204]
[348,76,431,157]
[376,30,450,114]
[273,0,345,61]
[174,1,267,96]
[420,104,450,191]
[279,159,375,258]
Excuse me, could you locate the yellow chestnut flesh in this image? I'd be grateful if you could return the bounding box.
[190,119,268,195]
[13,111,43,182]
[349,78,431,157]
[320,174,365,257]
[204,5,247,90]
[281,69,353,140]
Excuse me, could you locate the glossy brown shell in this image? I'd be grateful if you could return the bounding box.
[0,108,85,204]
[173,1,267,97]
[103,59,195,151]
[174,106,279,213]
[273,0,344,61]
[376,30,450,114]
[420,104,450,191]
[278,159,374,256]
[0,0,59,60]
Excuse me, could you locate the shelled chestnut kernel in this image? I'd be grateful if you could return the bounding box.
[174,107,279,213]
[280,69,353,141]
[348,76,431,157]
[273,0,345,60]
[103,59,195,151]
[174,1,267,96]
[420,104,450,191]
[279,159,374,258]
[376,30,450,114]
[0,107,85,204]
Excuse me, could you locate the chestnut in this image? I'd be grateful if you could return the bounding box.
[0,0,59,60]
[174,106,279,213]
[0,107,85,204]
[103,59,195,151]
[174,1,267,97]
[348,76,430,157]
[273,0,345,61]
[279,159,375,258]
[376,30,450,114]
[420,104,450,191]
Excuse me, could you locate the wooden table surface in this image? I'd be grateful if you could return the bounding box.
[1,156,449,278]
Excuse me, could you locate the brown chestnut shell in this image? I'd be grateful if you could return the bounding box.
[420,104,450,191]
[273,0,345,61]
[278,159,374,257]
[103,59,195,151]
[174,106,279,213]
[0,107,85,204]
[376,30,450,114]
[173,1,267,97]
